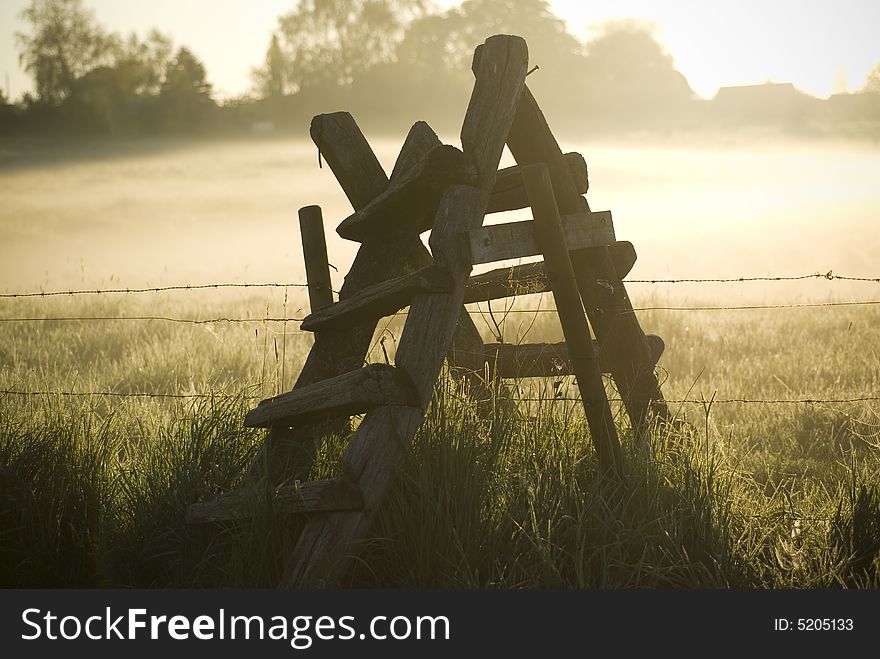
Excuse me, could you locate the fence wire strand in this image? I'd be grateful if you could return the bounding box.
[0,282,324,298]
[2,269,879,299]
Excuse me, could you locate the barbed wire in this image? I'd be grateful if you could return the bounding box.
[4,298,880,326]
[516,395,880,405]
[0,282,318,298]
[1,389,878,406]
[0,389,260,400]
[626,271,880,284]
[492,300,880,313]
[0,316,308,325]
[1,270,878,300]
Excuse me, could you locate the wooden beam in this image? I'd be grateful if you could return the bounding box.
[463,241,636,303]
[488,152,587,214]
[336,145,477,241]
[522,162,621,472]
[299,205,334,313]
[300,265,452,332]
[480,334,664,378]
[506,83,669,432]
[468,211,614,265]
[186,478,363,524]
[284,35,529,587]
[245,364,419,429]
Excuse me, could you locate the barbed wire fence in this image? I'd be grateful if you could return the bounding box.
[2,269,879,406]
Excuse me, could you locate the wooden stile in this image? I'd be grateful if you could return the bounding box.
[191,33,670,588]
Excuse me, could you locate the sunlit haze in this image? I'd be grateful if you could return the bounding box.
[2,0,880,100]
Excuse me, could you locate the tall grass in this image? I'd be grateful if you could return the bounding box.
[1,294,880,587]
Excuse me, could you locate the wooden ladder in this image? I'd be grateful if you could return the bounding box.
[186,35,669,587]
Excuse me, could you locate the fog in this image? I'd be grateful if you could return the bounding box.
[2,133,879,305]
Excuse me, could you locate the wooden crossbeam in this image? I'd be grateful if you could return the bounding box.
[284,35,530,587]
[245,364,419,428]
[300,265,452,332]
[186,478,363,524]
[488,152,587,213]
[463,241,637,303]
[468,211,615,265]
[337,145,477,241]
[480,334,665,378]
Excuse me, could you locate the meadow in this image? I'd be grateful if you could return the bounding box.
[1,132,879,587]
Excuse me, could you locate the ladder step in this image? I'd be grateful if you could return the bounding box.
[301,265,452,332]
[464,241,637,303]
[336,144,477,241]
[488,152,587,214]
[481,334,665,378]
[185,477,364,524]
[244,364,419,428]
[468,211,615,265]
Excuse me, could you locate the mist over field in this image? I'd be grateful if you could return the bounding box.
[2,132,879,307]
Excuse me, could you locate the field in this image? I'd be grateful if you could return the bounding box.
[2,132,880,587]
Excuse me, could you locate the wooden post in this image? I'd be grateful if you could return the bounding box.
[522,163,622,473]
[505,83,669,433]
[298,205,334,312]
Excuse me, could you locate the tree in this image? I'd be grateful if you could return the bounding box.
[256,0,428,94]
[581,20,694,118]
[157,47,215,130]
[253,33,288,98]
[16,0,117,104]
[115,29,174,96]
[398,0,582,75]
[864,63,880,94]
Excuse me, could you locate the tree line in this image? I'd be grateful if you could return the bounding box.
[4,0,879,137]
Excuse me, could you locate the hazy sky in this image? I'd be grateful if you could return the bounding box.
[2,0,879,101]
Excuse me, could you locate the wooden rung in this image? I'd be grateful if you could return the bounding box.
[465,262,548,303]
[301,265,452,332]
[336,144,477,241]
[468,211,615,265]
[185,477,364,524]
[463,241,636,303]
[480,334,665,378]
[244,364,419,428]
[488,152,587,214]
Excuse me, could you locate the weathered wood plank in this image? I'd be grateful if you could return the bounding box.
[488,152,587,214]
[336,145,478,241]
[506,83,669,432]
[479,333,664,378]
[465,261,549,303]
[186,478,363,524]
[468,211,614,265]
[245,364,419,429]
[299,205,334,313]
[284,35,529,587]
[300,265,452,332]
[464,241,636,303]
[522,162,621,471]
